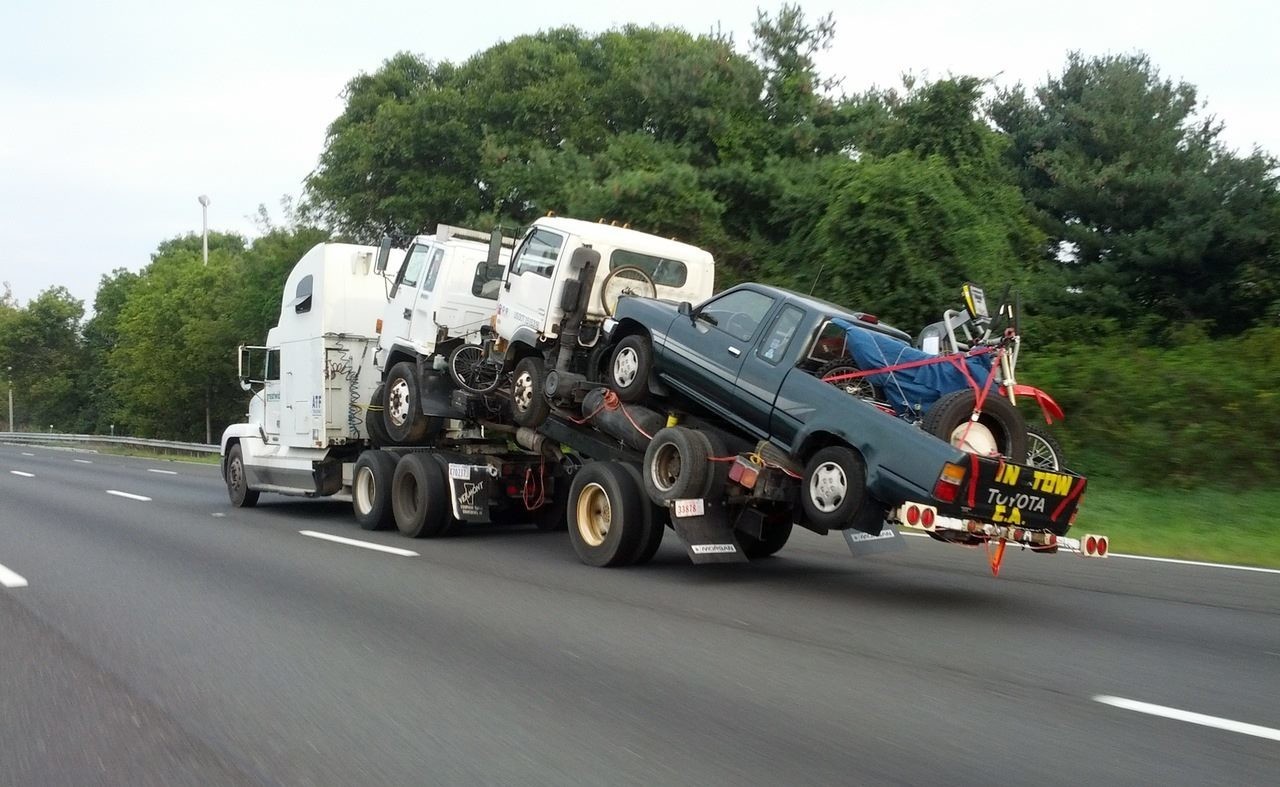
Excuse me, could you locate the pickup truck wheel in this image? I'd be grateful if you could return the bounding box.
[800,446,868,530]
[225,444,259,508]
[365,384,391,447]
[510,357,551,428]
[568,462,647,567]
[922,389,1027,459]
[384,362,433,444]
[608,334,653,403]
[392,452,454,538]
[1025,422,1065,471]
[353,450,396,530]
[739,519,792,559]
[642,427,711,505]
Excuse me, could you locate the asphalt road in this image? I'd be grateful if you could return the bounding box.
[1,442,1277,785]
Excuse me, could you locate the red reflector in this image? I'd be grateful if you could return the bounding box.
[921,508,935,527]
[933,481,959,503]
[906,506,920,526]
[1085,536,1097,556]
[1097,538,1108,557]
[506,484,519,496]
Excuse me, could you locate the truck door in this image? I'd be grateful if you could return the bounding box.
[733,303,806,444]
[403,247,446,353]
[496,227,565,342]
[660,288,777,437]
[263,348,282,442]
[384,242,437,350]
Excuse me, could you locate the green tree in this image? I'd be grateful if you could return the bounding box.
[0,287,89,432]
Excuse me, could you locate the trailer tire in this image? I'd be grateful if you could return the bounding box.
[510,356,551,428]
[800,446,869,530]
[352,450,396,530]
[1025,422,1065,471]
[384,362,434,445]
[365,384,391,447]
[739,518,792,559]
[622,463,666,565]
[532,482,569,532]
[923,389,1027,460]
[607,334,653,403]
[643,427,711,505]
[225,444,259,508]
[568,462,647,567]
[392,453,454,538]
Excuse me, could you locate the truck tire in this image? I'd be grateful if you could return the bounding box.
[1025,422,1066,471]
[225,443,259,508]
[383,362,434,445]
[392,453,455,538]
[510,356,551,428]
[739,518,792,559]
[800,446,869,530]
[352,450,396,530]
[532,482,569,532]
[622,463,665,566]
[642,427,711,505]
[568,461,647,567]
[365,384,391,447]
[607,334,653,403]
[922,389,1027,460]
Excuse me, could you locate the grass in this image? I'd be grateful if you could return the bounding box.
[1078,481,1280,568]
[12,439,221,465]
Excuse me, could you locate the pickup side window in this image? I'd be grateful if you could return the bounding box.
[510,228,564,278]
[609,250,688,287]
[421,248,446,292]
[700,290,776,342]
[399,244,432,288]
[758,304,805,365]
[809,320,851,363]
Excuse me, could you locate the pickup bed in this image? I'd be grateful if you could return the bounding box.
[604,283,1085,535]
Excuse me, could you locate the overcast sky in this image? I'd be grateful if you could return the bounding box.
[1,0,1275,310]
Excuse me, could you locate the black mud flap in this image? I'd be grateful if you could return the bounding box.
[669,498,748,564]
[842,524,907,558]
[443,460,495,523]
[419,370,467,419]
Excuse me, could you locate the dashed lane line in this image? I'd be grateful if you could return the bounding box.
[9,470,34,478]
[73,459,93,464]
[299,530,419,557]
[0,562,29,588]
[21,452,34,456]
[1094,695,1280,742]
[147,468,179,475]
[106,490,152,502]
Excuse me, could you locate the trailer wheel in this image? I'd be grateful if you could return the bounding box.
[1025,422,1065,471]
[607,334,653,403]
[568,462,647,567]
[642,427,711,505]
[384,362,433,444]
[353,450,396,530]
[800,446,869,530]
[510,356,551,428]
[739,518,792,559]
[532,483,569,532]
[923,389,1027,459]
[225,444,259,508]
[365,384,391,447]
[392,453,454,538]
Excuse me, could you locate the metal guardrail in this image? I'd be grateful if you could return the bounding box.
[0,432,219,454]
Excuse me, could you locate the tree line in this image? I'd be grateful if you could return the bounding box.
[1,5,1276,483]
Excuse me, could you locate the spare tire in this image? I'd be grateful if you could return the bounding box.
[922,389,1027,459]
[642,426,711,505]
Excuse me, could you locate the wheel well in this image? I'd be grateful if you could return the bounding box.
[609,318,650,342]
[504,341,543,370]
[797,431,860,463]
[221,437,239,479]
[383,349,418,379]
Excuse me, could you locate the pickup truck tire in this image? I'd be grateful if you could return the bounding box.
[800,446,869,530]
[608,334,653,403]
[392,452,454,538]
[568,461,647,567]
[384,362,434,444]
[353,450,396,530]
[225,444,259,508]
[923,389,1027,460]
[365,384,391,447]
[643,427,711,504]
[511,356,551,428]
[739,518,792,559]
[1025,422,1065,471]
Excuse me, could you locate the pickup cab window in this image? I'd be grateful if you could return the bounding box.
[700,290,776,342]
[510,228,563,278]
[758,304,805,365]
[809,319,851,363]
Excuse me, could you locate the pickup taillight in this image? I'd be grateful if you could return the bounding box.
[933,461,966,504]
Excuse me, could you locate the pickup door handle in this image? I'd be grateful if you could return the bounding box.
[727,346,742,357]
[403,308,412,319]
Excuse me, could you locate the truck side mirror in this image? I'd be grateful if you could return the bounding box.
[486,228,503,267]
[374,235,393,274]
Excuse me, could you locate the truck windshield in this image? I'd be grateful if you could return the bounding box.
[511,229,563,278]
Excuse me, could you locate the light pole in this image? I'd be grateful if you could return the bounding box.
[6,366,12,433]
[198,194,210,265]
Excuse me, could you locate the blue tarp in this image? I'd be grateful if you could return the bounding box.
[830,318,994,416]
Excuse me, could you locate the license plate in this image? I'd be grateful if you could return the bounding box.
[672,498,705,518]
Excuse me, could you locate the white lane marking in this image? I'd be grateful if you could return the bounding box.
[10,470,34,478]
[0,562,29,588]
[299,530,418,557]
[73,459,93,464]
[1094,696,1280,742]
[106,490,152,502]
[147,468,179,475]
[21,452,34,456]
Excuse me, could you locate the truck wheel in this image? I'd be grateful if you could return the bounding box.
[225,443,259,508]
[739,518,792,559]
[1025,422,1065,471]
[510,356,551,428]
[392,453,454,538]
[607,334,653,403]
[365,384,391,447]
[384,362,433,444]
[568,462,647,567]
[800,446,868,530]
[352,450,396,530]
[642,426,711,505]
[922,389,1027,460]
[532,482,569,532]
[619,463,665,566]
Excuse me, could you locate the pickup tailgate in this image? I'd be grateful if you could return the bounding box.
[935,455,1086,536]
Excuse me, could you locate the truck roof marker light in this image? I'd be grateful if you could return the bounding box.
[860,313,880,324]
[933,462,966,504]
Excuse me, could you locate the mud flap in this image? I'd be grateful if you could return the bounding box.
[669,498,748,564]
[842,523,907,558]
[446,462,495,523]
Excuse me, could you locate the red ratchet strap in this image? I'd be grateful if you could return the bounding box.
[1051,476,1086,521]
[967,452,980,508]
[822,345,996,384]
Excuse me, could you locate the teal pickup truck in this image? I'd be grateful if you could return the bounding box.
[602,283,1085,536]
